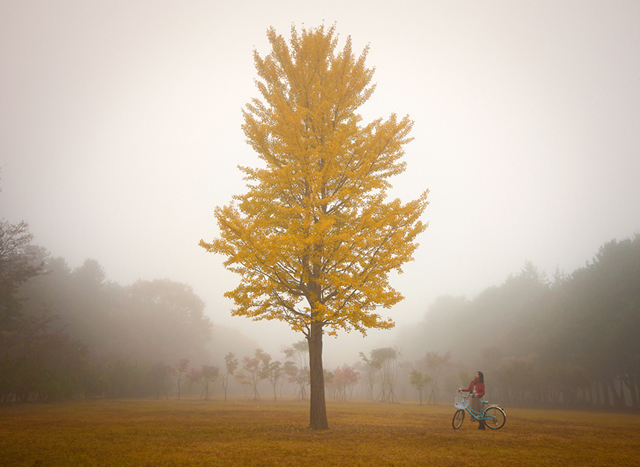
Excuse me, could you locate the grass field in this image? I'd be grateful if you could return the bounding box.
[1,398,639,466]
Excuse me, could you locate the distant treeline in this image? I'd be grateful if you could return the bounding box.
[2,217,639,410]
[402,234,640,411]
[0,220,213,401]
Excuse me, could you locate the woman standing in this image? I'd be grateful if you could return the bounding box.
[460,371,485,430]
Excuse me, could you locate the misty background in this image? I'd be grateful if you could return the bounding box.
[2,1,639,370]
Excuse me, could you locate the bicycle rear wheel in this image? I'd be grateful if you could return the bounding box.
[452,409,465,429]
[484,406,506,430]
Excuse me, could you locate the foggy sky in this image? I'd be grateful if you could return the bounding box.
[2,1,639,367]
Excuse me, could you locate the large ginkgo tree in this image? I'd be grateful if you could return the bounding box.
[200,25,428,429]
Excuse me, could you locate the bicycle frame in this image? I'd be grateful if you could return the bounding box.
[462,398,491,420]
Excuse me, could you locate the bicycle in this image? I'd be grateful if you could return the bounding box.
[452,390,506,430]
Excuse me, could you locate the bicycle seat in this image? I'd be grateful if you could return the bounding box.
[481,400,489,404]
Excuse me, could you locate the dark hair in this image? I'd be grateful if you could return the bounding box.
[477,371,484,383]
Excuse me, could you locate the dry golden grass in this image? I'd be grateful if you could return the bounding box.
[1,398,639,466]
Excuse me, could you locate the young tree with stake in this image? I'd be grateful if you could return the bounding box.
[222,352,238,401]
[200,25,428,429]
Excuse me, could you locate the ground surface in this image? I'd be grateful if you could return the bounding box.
[1,398,639,466]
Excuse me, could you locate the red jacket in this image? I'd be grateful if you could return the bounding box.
[462,380,485,398]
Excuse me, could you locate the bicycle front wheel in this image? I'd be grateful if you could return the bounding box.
[484,406,506,430]
[452,409,465,429]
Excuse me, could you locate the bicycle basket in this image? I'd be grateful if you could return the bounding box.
[454,395,469,409]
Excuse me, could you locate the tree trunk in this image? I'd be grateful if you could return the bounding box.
[618,375,627,407]
[308,321,328,430]
[622,372,637,410]
[601,381,610,407]
[608,378,621,407]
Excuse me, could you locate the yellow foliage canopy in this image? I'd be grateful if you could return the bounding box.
[200,25,428,337]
